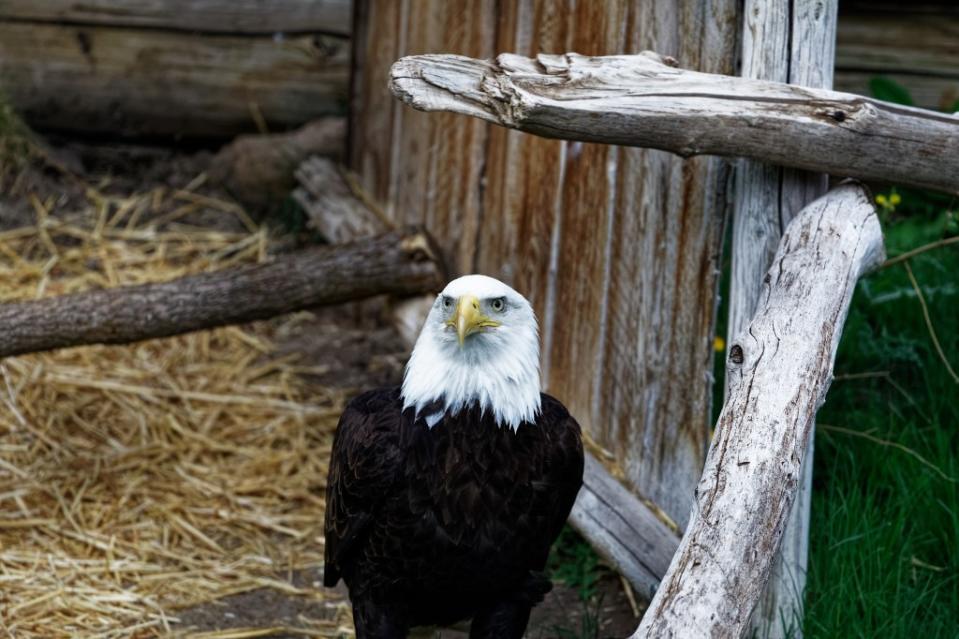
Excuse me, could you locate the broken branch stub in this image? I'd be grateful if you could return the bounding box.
[0,229,444,360]
[631,183,884,638]
[391,52,959,194]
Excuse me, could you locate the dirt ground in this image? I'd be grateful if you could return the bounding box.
[0,139,640,638]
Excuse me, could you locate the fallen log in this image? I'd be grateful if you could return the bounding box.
[632,183,884,638]
[0,0,352,36]
[209,119,347,211]
[0,229,444,360]
[390,51,959,194]
[571,455,680,602]
[0,21,349,139]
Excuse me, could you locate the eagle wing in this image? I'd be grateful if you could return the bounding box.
[533,393,585,569]
[323,388,404,587]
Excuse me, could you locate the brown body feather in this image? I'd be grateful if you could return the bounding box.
[324,387,583,638]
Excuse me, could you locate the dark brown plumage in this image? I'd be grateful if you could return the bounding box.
[324,387,583,638]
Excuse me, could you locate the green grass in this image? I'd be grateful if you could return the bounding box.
[803,188,959,638]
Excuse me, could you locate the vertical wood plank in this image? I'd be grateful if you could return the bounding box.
[730,1,839,636]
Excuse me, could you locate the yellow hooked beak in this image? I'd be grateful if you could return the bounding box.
[447,294,500,347]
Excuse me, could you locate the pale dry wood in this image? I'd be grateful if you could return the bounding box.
[0,230,443,360]
[293,157,385,242]
[390,51,959,194]
[570,455,680,602]
[632,183,885,638]
[734,2,837,637]
[0,0,351,35]
[0,22,349,138]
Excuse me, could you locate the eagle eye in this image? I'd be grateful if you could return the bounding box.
[490,297,506,313]
[441,295,453,310]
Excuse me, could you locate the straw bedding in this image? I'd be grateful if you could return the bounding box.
[0,188,353,637]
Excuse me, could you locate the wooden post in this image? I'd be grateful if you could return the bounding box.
[633,183,885,639]
[729,3,837,636]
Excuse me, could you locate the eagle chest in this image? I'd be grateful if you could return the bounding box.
[398,413,552,551]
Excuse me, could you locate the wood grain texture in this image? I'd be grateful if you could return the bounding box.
[354,0,738,539]
[835,11,959,112]
[0,230,443,360]
[570,455,680,602]
[733,4,837,636]
[0,22,349,138]
[633,183,885,639]
[0,0,351,35]
[390,50,959,194]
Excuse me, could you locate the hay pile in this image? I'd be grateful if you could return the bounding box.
[0,190,352,637]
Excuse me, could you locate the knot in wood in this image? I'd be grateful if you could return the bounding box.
[729,344,744,365]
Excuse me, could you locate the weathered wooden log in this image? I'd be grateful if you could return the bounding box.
[570,455,680,602]
[0,21,349,139]
[293,156,387,242]
[732,2,837,637]
[0,230,444,361]
[0,0,351,36]
[209,119,347,211]
[390,51,959,194]
[632,183,885,638]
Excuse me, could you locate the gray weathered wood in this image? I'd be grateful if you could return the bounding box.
[390,51,959,194]
[294,157,385,243]
[0,230,443,360]
[0,22,349,138]
[570,455,680,602]
[731,2,837,637]
[632,183,885,638]
[0,0,351,36]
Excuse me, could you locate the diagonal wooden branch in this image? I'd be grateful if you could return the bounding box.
[0,229,444,360]
[390,52,959,194]
[631,183,884,638]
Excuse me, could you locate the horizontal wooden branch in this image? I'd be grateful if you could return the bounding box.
[632,183,885,638]
[570,454,680,601]
[0,229,444,360]
[390,51,959,194]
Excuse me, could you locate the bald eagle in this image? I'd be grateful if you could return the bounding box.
[324,275,584,639]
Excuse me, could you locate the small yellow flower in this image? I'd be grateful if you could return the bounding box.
[876,194,889,207]
[713,336,726,352]
[890,193,902,206]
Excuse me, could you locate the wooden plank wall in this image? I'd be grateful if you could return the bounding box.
[835,3,959,111]
[0,1,351,139]
[351,0,739,528]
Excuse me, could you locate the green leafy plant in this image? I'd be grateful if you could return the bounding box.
[868,77,915,106]
[548,525,603,602]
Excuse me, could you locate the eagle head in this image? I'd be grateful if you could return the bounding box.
[401,274,541,430]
